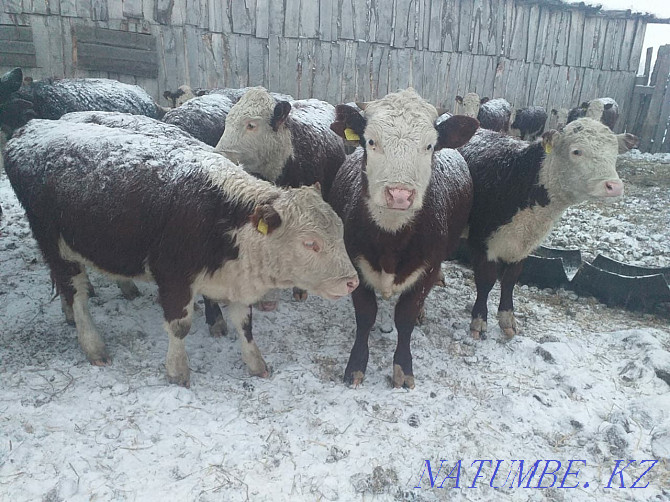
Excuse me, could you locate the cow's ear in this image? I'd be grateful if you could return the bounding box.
[250,203,282,235]
[551,109,558,115]
[330,104,367,146]
[435,115,479,150]
[163,90,173,99]
[542,129,559,154]
[580,101,589,109]
[617,133,638,154]
[604,102,614,110]
[455,95,464,104]
[480,97,490,105]
[0,67,23,95]
[270,101,291,131]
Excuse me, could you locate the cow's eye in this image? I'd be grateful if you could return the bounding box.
[368,139,375,146]
[426,144,432,150]
[303,240,321,252]
[571,149,582,156]
[246,122,256,130]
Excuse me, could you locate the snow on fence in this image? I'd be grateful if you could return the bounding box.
[0,0,662,133]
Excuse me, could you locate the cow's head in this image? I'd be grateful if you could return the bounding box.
[455,92,481,118]
[251,184,359,299]
[541,118,636,202]
[0,68,36,136]
[215,87,293,183]
[331,88,479,231]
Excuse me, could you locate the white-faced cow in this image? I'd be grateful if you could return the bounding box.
[567,98,619,131]
[4,119,358,387]
[329,89,479,389]
[459,118,638,340]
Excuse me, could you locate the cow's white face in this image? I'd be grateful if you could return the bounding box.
[176,85,195,107]
[462,92,482,118]
[541,118,633,202]
[331,89,480,232]
[215,87,293,183]
[265,185,359,299]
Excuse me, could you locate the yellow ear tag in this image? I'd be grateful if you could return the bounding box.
[544,143,552,155]
[344,128,360,142]
[257,218,269,235]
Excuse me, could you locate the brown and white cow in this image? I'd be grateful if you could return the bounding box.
[4,119,358,387]
[567,98,619,131]
[329,89,479,389]
[459,118,638,340]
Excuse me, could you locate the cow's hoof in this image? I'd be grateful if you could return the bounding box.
[345,370,365,388]
[255,300,278,311]
[246,357,270,378]
[416,307,426,325]
[88,354,112,367]
[292,287,308,302]
[469,318,487,340]
[118,280,141,300]
[167,373,191,388]
[498,311,518,340]
[392,364,415,389]
[435,270,446,287]
[250,364,270,379]
[208,318,228,337]
[61,298,75,325]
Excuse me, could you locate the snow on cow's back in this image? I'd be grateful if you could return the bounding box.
[288,99,336,132]
[60,111,213,151]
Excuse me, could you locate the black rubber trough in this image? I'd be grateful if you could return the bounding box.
[572,255,670,311]
[518,246,582,289]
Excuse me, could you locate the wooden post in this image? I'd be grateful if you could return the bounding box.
[640,45,670,152]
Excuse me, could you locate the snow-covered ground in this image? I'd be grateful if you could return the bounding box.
[1,152,669,501]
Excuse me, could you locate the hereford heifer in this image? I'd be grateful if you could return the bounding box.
[460,118,638,340]
[216,87,347,302]
[567,98,619,130]
[510,106,548,141]
[164,84,294,108]
[329,89,479,388]
[162,93,235,146]
[216,87,345,194]
[5,119,358,387]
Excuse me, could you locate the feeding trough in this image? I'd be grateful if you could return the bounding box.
[572,255,670,312]
[518,246,582,288]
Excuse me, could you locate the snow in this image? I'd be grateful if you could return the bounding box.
[1,151,669,501]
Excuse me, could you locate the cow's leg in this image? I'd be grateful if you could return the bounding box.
[497,260,524,339]
[344,285,377,387]
[229,302,268,377]
[60,295,75,325]
[292,287,308,302]
[117,279,141,300]
[70,268,110,365]
[255,289,279,311]
[470,248,497,340]
[158,280,194,387]
[392,270,437,389]
[203,296,227,337]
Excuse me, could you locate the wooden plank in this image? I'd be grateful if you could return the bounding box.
[183,25,201,87]
[469,0,483,55]
[618,18,636,71]
[28,0,51,15]
[268,0,283,35]
[339,0,355,41]
[1,40,35,54]
[255,0,269,38]
[526,3,541,63]
[312,41,331,101]
[207,0,228,33]
[4,0,22,14]
[90,0,109,21]
[592,18,608,69]
[76,25,156,51]
[427,0,442,52]
[341,41,357,101]
[435,51,450,109]
[0,53,37,67]
[142,0,156,23]
[641,45,670,151]
[353,0,369,42]
[31,15,65,76]
[300,0,319,39]
[123,0,143,18]
[0,25,32,41]
[420,0,431,51]
[59,0,78,16]
[629,19,647,73]
[508,3,528,61]
[247,36,267,86]
[372,43,389,98]
[458,0,472,53]
[502,0,514,56]
[566,10,584,67]
[284,0,300,38]
[267,34,280,91]
[76,0,92,19]
[355,41,371,100]
[185,0,201,27]
[155,0,173,25]
[392,0,416,49]
[421,51,437,104]
[373,0,394,45]
[440,0,459,52]
[327,41,342,102]
[279,37,298,97]
[319,0,334,41]
[580,15,596,67]
[554,11,570,66]
[231,0,254,35]
[609,19,625,71]
[78,43,158,77]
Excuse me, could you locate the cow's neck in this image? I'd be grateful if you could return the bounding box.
[244,128,294,183]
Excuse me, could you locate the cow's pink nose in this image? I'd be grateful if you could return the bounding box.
[385,187,415,209]
[604,180,623,197]
[346,276,360,293]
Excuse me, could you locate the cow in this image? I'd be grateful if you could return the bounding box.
[567,98,619,131]
[510,106,548,141]
[163,84,294,108]
[215,87,347,303]
[328,89,479,389]
[4,119,359,387]
[459,118,638,340]
[455,92,482,118]
[0,68,167,137]
[477,97,513,133]
[162,93,235,146]
[548,108,569,131]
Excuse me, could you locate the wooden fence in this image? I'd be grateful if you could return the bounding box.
[0,0,656,135]
[623,44,670,153]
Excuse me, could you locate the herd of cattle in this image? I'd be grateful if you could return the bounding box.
[0,67,637,388]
